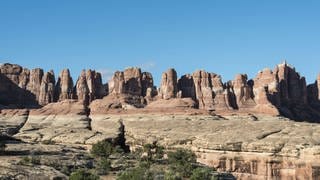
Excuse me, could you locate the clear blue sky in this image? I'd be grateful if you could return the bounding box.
[1,0,320,86]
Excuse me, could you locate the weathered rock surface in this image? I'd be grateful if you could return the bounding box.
[14,100,105,144]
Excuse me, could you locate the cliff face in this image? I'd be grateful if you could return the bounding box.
[1,62,320,121]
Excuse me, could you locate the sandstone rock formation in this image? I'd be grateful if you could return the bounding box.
[159,68,178,100]
[55,69,74,101]
[109,67,153,97]
[75,69,106,105]
[1,62,320,121]
[75,70,89,104]
[178,74,196,99]
[123,67,142,96]
[141,72,154,97]
[39,71,55,105]
[230,74,256,109]
[192,70,216,109]
[26,68,44,101]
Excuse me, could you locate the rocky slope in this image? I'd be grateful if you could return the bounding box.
[1,62,320,179]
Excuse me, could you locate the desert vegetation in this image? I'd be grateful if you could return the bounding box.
[65,140,232,180]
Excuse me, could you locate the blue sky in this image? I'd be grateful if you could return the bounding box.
[1,1,320,85]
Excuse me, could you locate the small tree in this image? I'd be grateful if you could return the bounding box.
[142,143,165,163]
[96,157,111,175]
[167,149,197,177]
[91,140,114,158]
[191,167,216,180]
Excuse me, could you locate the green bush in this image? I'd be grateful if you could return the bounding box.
[164,170,182,180]
[18,156,31,165]
[191,167,216,180]
[117,167,150,180]
[167,149,197,177]
[69,169,99,180]
[18,156,41,165]
[96,157,111,175]
[31,155,41,165]
[141,143,165,163]
[42,139,55,145]
[91,140,114,158]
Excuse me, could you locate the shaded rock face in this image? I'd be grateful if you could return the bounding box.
[307,74,320,107]
[0,64,44,107]
[275,63,308,104]
[159,68,178,100]
[55,69,74,101]
[178,74,196,99]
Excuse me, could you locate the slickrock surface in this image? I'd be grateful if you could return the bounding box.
[89,113,320,179]
[14,100,118,144]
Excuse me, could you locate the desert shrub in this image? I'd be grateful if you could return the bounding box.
[96,157,111,175]
[141,143,165,163]
[167,149,197,177]
[18,155,41,165]
[69,169,99,180]
[42,139,55,145]
[18,156,31,165]
[190,167,216,180]
[91,140,114,158]
[116,167,152,180]
[31,155,41,165]
[164,170,182,180]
